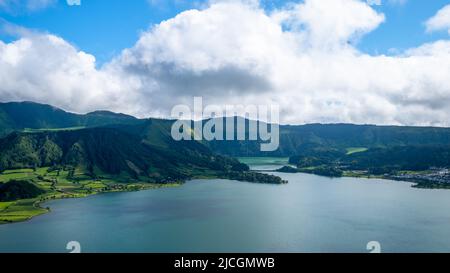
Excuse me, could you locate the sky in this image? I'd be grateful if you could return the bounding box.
[1,0,450,126]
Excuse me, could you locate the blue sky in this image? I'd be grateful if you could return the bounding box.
[1,0,449,64]
[361,0,450,54]
[0,0,197,63]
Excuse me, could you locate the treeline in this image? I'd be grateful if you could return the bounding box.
[222,171,288,184]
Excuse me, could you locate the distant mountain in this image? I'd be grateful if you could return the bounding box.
[342,145,450,172]
[204,118,450,157]
[288,143,450,172]
[3,102,450,158]
[0,102,140,136]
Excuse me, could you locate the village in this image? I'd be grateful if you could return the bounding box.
[389,168,450,187]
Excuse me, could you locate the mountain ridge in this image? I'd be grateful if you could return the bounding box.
[2,101,450,159]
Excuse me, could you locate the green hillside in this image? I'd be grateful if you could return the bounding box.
[0,102,140,136]
[0,127,252,183]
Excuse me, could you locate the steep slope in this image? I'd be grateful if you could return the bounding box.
[0,101,81,132]
[0,127,250,183]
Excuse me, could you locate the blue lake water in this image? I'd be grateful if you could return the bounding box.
[1,160,450,253]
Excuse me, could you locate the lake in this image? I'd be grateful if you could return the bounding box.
[1,158,450,253]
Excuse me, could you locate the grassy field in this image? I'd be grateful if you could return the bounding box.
[346,147,368,155]
[0,167,181,224]
[0,202,14,210]
[238,157,290,166]
[23,126,85,133]
[0,169,39,182]
[0,198,48,224]
[342,170,382,178]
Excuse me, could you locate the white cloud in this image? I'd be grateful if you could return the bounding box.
[0,0,56,13]
[272,0,385,49]
[0,33,132,114]
[426,4,450,35]
[1,0,450,126]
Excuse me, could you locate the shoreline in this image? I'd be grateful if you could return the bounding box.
[0,182,183,225]
[341,172,450,190]
[274,169,450,190]
[0,171,287,225]
[5,167,447,226]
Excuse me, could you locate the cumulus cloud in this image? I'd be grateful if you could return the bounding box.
[426,4,450,35]
[111,2,282,104]
[0,33,133,114]
[1,0,450,126]
[272,0,385,49]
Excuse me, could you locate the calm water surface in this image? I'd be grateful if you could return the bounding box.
[1,158,450,253]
